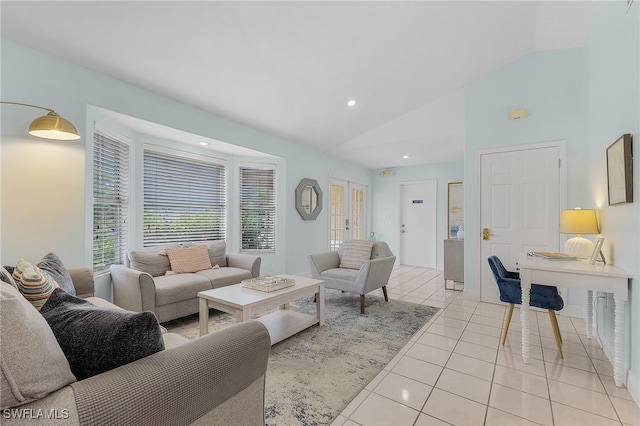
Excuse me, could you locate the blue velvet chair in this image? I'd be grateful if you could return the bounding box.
[487,256,564,358]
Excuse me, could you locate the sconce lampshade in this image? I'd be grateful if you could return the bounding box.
[28,111,80,141]
[560,208,599,258]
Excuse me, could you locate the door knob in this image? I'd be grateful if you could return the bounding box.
[482,228,494,240]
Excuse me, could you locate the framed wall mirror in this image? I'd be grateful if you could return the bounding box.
[295,178,323,220]
[447,182,464,238]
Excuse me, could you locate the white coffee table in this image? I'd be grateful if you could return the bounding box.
[198,275,324,345]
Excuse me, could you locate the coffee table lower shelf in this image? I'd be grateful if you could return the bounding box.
[256,310,319,345]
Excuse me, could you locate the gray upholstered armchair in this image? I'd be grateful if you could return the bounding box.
[308,241,396,313]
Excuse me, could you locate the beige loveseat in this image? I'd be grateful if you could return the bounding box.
[1,267,271,426]
[110,240,261,322]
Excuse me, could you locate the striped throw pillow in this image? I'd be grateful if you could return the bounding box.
[165,245,213,274]
[340,240,374,270]
[15,263,59,310]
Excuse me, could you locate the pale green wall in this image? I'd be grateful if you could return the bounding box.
[464,1,639,394]
[465,47,586,300]
[584,1,639,394]
[0,39,370,298]
[370,161,463,267]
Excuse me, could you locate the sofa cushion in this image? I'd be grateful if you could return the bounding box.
[0,282,76,409]
[128,245,180,277]
[165,245,213,273]
[0,266,16,287]
[208,240,228,267]
[37,252,76,296]
[14,263,59,310]
[153,273,212,306]
[339,240,373,270]
[40,289,165,381]
[196,267,253,289]
[321,267,359,282]
[192,240,227,267]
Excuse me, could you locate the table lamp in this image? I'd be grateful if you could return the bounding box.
[560,208,600,258]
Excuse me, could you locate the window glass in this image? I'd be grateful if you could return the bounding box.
[93,130,129,273]
[143,150,226,246]
[239,166,276,253]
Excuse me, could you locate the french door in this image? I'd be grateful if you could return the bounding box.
[329,178,367,251]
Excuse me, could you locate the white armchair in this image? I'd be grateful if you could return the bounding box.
[308,241,396,313]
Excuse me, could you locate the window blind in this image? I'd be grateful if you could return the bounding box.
[239,166,276,253]
[143,149,226,246]
[93,131,129,273]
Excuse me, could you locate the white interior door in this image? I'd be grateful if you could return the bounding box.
[329,178,368,251]
[480,144,563,303]
[400,181,437,268]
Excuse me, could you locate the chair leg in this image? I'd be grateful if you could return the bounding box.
[549,310,564,359]
[550,311,562,343]
[360,294,365,314]
[382,286,389,302]
[502,304,514,346]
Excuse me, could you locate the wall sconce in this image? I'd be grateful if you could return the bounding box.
[1,101,80,140]
[508,108,527,120]
[560,208,600,258]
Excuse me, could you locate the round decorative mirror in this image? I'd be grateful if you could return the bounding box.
[295,178,323,220]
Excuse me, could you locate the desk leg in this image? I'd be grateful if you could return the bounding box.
[520,269,532,365]
[199,298,209,337]
[586,290,593,338]
[614,298,625,387]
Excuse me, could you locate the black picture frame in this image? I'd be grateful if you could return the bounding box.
[606,134,633,205]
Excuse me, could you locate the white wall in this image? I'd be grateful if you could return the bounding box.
[583,1,639,399]
[370,161,463,268]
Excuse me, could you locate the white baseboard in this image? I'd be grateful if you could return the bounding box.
[627,371,640,408]
[558,304,584,319]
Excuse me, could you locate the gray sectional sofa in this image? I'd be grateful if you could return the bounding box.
[110,240,261,322]
[1,267,271,426]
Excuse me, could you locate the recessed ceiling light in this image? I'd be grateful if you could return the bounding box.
[402,155,410,159]
[199,141,209,146]
[347,99,357,107]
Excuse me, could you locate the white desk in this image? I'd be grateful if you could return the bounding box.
[516,254,632,387]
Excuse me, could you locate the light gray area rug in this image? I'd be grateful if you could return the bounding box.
[163,289,439,426]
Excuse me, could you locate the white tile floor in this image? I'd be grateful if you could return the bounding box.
[331,265,640,426]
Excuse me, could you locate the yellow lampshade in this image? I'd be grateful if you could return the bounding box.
[560,208,599,235]
[28,111,80,141]
[560,208,599,258]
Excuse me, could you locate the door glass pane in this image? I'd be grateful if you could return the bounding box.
[351,187,365,240]
[330,184,345,251]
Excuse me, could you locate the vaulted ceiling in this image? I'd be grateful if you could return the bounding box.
[1,1,597,169]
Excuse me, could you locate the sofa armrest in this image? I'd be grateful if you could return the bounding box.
[70,321,271,426]
[355,255,397,294]
[110,264,156,313]
[226,254,261,277]
[68,267,96,298]
[308,252,340,278]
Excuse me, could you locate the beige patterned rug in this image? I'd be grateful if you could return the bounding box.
[163,289,439,426]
